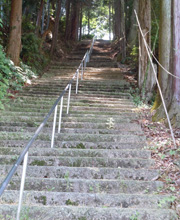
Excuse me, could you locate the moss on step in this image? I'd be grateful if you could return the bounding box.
[65,199,78,206]
[34,196,47,205]
[30,160,47,166]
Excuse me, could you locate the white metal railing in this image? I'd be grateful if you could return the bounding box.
[0,36,96,220]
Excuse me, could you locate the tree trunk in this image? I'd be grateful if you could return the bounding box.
[79,3,82,40]
[109,0,111,40]
[152,0,172,116]
[50,0,62,56]
[88,9,90,35]
[65,0,71,39]
[120,0,126,59]
[138,0,152,93]
[7,0,22,66]
[46,0,50,30]
[168,0,180,127]
[127,0,139,48]
[70,0,80,41]
[41,3,45,35]
[114,0,121,39]
[36,0,44,35]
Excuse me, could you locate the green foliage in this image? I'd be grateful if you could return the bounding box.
[21,32,48,72]
[81,34,94,40]
[0,45,37,109]
[130,87,143,106]
[130,45,138,64]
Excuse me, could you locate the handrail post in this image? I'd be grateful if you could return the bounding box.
[81,62,83,80]
[51,105,58,148]
[58,96,63,133]
[76,70,79,94]
[67,84,71,114]
[16,151,29,220]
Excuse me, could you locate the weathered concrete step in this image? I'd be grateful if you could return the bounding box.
[4,106,136,113]
[0,115,133,124]
[0,191,173,209]
[0,140,145,150]
[17,91,130,98]
[0,132,146,143]
[1,110,136,118]
[0,155,153,169]
[60,141,146,150]
[56,133,146,143]
[13,95,132,102]
[0,122,142,131]
[3,177,163,194]
[0,127,143,135]
[26,83,129,90]
[5,102,135,110]
[0,165,159,181]
[7,99,134,107]
[0,205,177,220]
[31,78,129,86]
[0,147,151,159]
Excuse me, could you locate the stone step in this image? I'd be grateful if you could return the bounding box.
[1,111,136,118]
[0,122,142,131]
[0,127,143,135]
[0,147,151,159]
[0,132,146,143]
[0,140,145,150]
[4,106,136,113]
[0,191,173,209]
[6,98,134,107]
[0,115,133,124]
[0,155,153,169]
[17,91,130,99]
[0,205,176,220]
[12,95,133,102]
[3,177,163,194]
[0,165,159,181]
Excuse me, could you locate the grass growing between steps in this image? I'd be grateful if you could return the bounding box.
[133,105,180,217]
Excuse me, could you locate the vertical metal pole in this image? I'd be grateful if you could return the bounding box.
[81,62,83,80]
[76,70,79,94]
[84,53,87,69]
[51,105,58,148]
[67,84,71,114]
[16,152,29,220]
[58,97,63,133]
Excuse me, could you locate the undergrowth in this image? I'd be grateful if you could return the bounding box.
[0,45,37,110]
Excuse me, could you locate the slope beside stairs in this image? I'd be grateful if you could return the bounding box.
[0,40,177,220]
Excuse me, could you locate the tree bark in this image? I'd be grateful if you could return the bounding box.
[65,0,71,39]
[152,0,172,115]
[120,0,126,59]
[138,0,152,93]
[168,0,180,127]
[70,0,80,41]
[127,0,139,48]
[36,0,44,35]
[114,0,121,39]
[7,0,22,66]
[109,0,111,40]
[79,3,82,40]
[50,0,62,56]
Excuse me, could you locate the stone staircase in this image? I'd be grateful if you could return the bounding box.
[0,40,177,219]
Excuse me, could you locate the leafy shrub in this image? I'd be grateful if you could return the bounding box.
[0,45,37,109]
[21,32,49,72]
[81,34,94,40]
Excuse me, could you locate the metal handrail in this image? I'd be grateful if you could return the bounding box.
[0,36,96,220]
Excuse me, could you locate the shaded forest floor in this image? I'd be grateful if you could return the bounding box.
[119,63,180,216]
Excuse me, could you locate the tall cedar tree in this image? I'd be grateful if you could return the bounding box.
[50,0,62,56]
[7,0,22,66]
